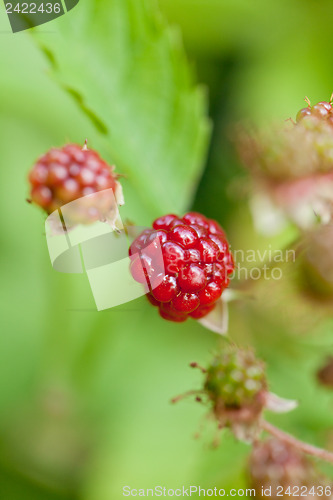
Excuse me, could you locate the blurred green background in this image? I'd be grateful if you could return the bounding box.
[0,0,332,498]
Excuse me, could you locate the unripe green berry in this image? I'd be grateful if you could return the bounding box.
[204,347,267,409]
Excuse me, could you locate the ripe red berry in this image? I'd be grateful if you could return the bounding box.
[198,280,223,305]
[129,212,233,322]
[170,225,198,248]
[187,248,201,264]
[195,237,220,263]
[183,212,209,229]
[28,143,122,222]
[208,233,228,257]
[152,214,178,231]
[189,224,208,238]
[189,303,215,319]
[151,274,179,302]
[172,292,200,313]
[159,302,187,322]
[162,241,187,275]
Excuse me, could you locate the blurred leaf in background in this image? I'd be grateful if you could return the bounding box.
[35,0,210,217]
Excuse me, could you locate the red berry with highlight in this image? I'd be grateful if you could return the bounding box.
[170,225,198,248]
[190,303,215,319]
[151,274,179,303]
[129,212,233,323]
[153,214,179,231]
[172,292,200,313]
[178,264,206,292]
[198,280,223,305]
[162,241,187,274]
[196,237,220,263]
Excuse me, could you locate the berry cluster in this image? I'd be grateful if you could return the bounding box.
[296,97,333,124]
[28,143,118,217]
[129,212,234,322]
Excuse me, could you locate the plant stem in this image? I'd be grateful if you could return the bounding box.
[261,420,333,464]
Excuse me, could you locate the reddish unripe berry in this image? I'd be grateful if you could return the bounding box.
[28,143,118,216]
[151,274,179,302]
[55,178,81,203]
[198,280,223,305]
[31,186,52,208]
[170,225,198,249]
[195,237,220,263]
[29,164,48,186]
[172,292,200,313]
[47,164,68,184]
[178,264,206,292]
[318,100,332,110]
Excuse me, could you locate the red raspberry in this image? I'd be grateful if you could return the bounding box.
[28,142,122,223]
[129,212,234,322]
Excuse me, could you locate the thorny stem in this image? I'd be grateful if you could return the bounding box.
[261,420,333,465]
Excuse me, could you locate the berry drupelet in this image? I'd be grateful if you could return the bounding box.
[296,96,333,124]
[28,143,123,223]
[129,212,234,322]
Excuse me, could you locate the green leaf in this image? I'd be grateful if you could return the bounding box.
[34,0,210,215]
